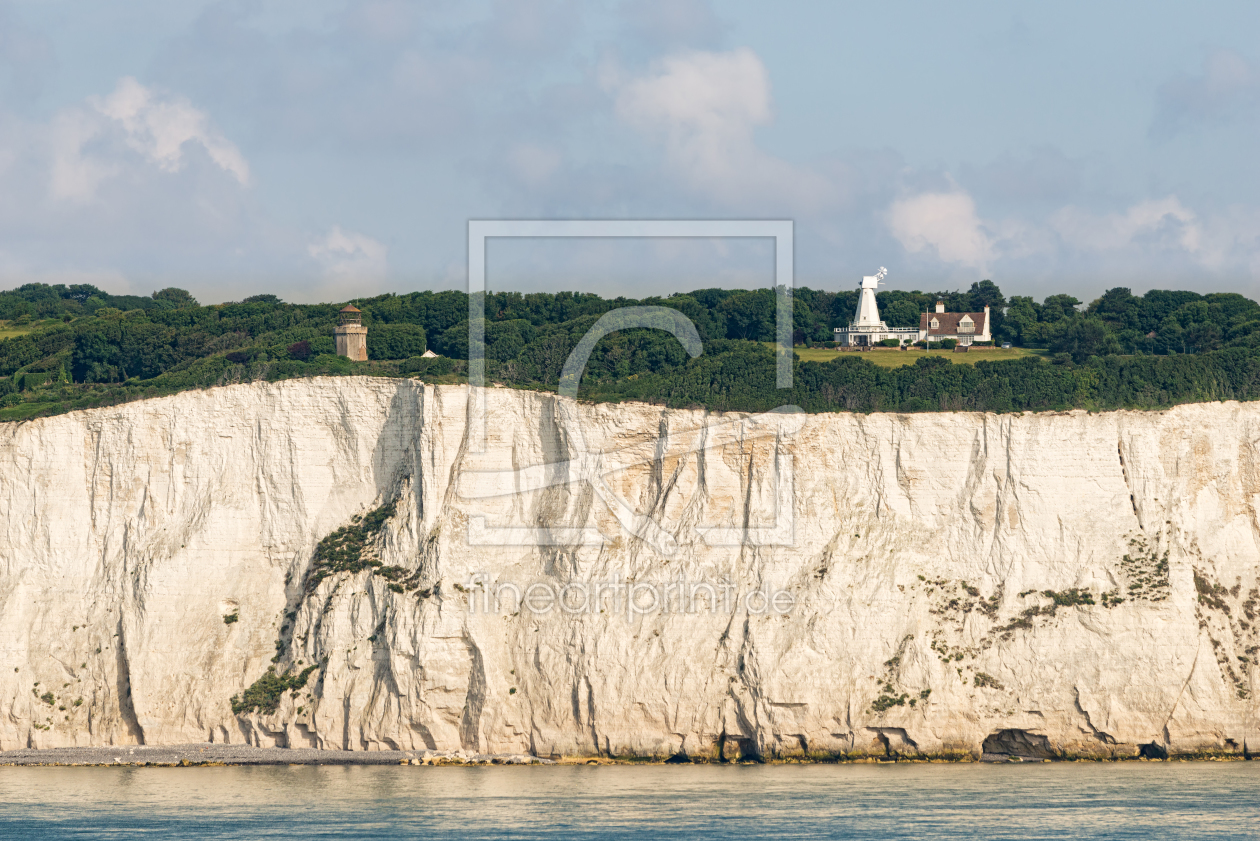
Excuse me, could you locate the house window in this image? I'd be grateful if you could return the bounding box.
[930,319,939,329]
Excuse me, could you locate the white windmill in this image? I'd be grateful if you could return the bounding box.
[852,267,888,329]
[834,267,918,347]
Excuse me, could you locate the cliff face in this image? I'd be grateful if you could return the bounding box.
[1,377,1257,758]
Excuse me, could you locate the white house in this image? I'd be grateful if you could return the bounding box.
[917,301,992,346]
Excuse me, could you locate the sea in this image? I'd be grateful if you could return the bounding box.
[1,762,1257,839]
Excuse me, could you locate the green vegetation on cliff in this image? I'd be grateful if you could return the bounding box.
[230,665,319,715]
[3,279,1260,419]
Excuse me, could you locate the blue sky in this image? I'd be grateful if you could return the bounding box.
[1,0,1259,303]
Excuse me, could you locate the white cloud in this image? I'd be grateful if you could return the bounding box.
[49,109,118,203]
[887,190,995,269]
[1048,197,1260,277]
[92,77,250,185]
[1192,207,1260,274]
[45,77,250,204]
[0,76,283,296]
[308,225,388,280]
[1051,197,1202,254]
[613,48,830,209]
[617,47,770,132]
[885,188,1260,281]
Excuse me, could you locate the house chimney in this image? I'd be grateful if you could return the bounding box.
[935,301,945,313]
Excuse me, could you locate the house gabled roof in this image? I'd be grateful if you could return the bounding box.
[919,311,987,336]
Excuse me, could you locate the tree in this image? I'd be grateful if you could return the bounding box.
[1040,294,1081,323]
[967,280,1006,311]
[791,295,829,343]
[68,284,104,303]
[966,280,1006,337]
[719,290,775,341]
[1154,316,1184,354]
[152,288,199,308]
[880,298,922,329]
[367,323,427,359]
[1050,318,1119,363]
[1000,296,1038,345]
[1185,322,1222,353]
[1088,287,1139,331]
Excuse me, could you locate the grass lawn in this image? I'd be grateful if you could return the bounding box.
[792,345,1046,368]
[0,319,68,340]
[0,323,36,340]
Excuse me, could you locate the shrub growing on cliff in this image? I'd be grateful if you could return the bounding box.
[305,501,398,591]
[974,672,1005,690]
[1043,588,1095,607]
[230,665,318,715]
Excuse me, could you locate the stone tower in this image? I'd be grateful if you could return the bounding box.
[334,305,368,361]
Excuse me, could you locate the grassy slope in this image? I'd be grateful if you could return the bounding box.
[790,346,1046,368]
[0,320,50,340]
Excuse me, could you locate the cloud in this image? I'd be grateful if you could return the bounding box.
[48,109,119,203]
[1150,49,1260,140]
[0,74,287,293]
[153,0,582,156]
[613,47,831,209]
[308,225,389,280]
[1046,197,1260,275]
[886,190,996,269]
[884,190,1259,281]
[5,2,1260,301]
[92,77,251,185]
[47,76,250,204]
[1051,197,1202,254]
[957,147,1084,205]
[617,47,770,135]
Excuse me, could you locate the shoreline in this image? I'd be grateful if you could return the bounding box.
[0,745,1252,767]
[0,745,551,767]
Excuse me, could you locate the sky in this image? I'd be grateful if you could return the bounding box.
[1,0,1259,304]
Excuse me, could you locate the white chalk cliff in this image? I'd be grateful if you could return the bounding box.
[1,377,1257,758]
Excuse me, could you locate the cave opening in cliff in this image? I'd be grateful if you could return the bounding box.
[982,729,1054,760]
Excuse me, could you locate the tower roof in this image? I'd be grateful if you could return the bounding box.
[340,304,361,313]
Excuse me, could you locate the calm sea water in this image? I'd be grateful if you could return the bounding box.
[1,762,1257,839]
